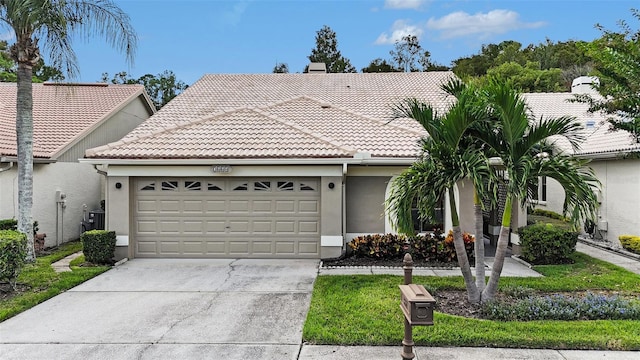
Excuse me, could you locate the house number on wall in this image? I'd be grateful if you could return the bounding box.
[212,165,232,173]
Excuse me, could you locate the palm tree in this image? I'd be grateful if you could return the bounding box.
[0,0,137,261]
[387,80,493,303]
[478,79,600,300]
[388,78,600,304]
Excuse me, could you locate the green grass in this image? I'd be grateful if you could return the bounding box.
[303,253,640,350]
[0,241,109,322]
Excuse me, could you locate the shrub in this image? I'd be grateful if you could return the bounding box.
[482,292,640,321]
[347,233,406,259]
[410,229,474,263]
[0,230,27,290]
[0,219,40,234]
[81,230,116,265]
[501,285,536,299]
[518,223,577,265]
[531,208,569,221]
[619,235,640,255]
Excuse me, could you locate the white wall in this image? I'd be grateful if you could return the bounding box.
[537,158,640,245]
[0,162,102,247]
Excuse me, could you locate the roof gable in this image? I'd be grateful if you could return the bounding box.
[0,83,153,159]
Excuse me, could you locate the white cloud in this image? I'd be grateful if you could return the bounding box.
[220,1,249,26]
[426,10,546,39]
[384,0,427,10]
[375,20,424,45]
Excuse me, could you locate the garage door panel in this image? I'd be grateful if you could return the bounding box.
[159,200,180,212]
[299,221,319,234]
[134,178,321,258]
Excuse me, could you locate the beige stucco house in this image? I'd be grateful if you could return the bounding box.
[83,71,502,260]
[0,82,155,248]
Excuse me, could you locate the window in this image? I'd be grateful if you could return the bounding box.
[207,182,223,191]
[185,181,201,191]
[300,182,316,191]
[277,181,294,191]
[233,182,248,191]
[531,176,547,202]
[140,182,155,191]
[254,181,271,191]
[411,197,444,233]
[161,181,178,191]
[541,176,547,202]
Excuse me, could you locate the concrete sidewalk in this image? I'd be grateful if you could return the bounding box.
[298,345,639,359]
[577,241,640,275]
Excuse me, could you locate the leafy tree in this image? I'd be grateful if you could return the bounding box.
[1,0,137,261]
[485,61,565,92]
[361,58,398,73]
[307,25,355,73]
[101,70,187,110]
[272,62,289,73]
[1,41,63,82]
[390,35,434,72]
[576,8,640,142]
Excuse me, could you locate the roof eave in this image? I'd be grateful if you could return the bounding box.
[78,157,418,166]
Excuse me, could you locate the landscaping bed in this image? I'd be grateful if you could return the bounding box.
[303,252,640,350]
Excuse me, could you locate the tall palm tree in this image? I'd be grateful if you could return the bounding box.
[387,80,493,303]
[478,79,600,300]
[0,0,137,261]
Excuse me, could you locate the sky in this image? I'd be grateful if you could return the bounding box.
[3,0,639,85]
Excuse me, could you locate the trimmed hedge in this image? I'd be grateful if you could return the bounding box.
[0,230,27,290]
[619,235,640,255]
[81,230,116,265]
[348,230,475,263]
[531,209,569,221]
[0,219,40,234]
[519,223,578,265]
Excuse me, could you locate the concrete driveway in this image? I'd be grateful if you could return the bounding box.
[0,258,319,360]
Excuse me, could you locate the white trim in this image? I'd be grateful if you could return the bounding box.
[106,165,343,177]
[79,157,418,166]
[346,165,407,177]
[321,235,343,247]
[116,235,129,246]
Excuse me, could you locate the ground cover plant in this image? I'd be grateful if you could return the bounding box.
[0,240,109,322]
[303,252,640,350]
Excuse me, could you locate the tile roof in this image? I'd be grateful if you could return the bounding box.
[86,96,428,159]
[522,93,640,156]
[84,72,639,161]
[87,72,453,159]
[0,83,148,159]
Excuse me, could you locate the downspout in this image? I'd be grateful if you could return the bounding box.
[342,163,348,252]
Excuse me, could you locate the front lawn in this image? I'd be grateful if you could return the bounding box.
[0,241,110,322]
[303,253,640,350]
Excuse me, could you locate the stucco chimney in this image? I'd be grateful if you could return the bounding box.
[307,62,327,74]
[571,76,600,94]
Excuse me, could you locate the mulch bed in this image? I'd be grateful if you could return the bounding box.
[322,255,474,268]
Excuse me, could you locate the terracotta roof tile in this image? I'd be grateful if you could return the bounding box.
[0,83,146,159]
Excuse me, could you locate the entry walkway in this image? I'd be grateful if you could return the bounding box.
[577,241,640,275]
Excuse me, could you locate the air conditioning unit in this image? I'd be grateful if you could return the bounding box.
[88,209,106,230]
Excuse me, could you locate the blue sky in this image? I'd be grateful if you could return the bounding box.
[7,0,640,85]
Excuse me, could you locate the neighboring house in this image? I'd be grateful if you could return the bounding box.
[83,71,505,260]
[0,82,156,248]
[526,78,640,246]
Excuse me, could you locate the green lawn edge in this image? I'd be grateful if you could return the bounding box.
[0,241,110,322]
[303,253,640,350]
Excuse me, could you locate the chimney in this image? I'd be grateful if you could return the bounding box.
[571,76,599,94]
[307,62,327,74]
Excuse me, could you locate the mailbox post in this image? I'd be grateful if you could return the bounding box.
[400,254,435,360]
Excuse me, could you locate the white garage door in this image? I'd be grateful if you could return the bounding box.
[133,177,321,258]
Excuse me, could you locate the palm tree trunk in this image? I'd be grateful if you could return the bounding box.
[16,62,35,261]
[449,189,480,303]
[482,195,512,302]
[473,191,485,293]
